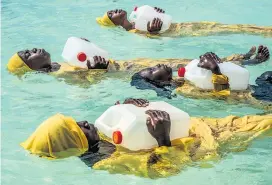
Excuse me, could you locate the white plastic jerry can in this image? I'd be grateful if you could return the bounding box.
[61,37,109,69]
[129,5,172,32]
[94,101,190,151]
[178,59,250,90]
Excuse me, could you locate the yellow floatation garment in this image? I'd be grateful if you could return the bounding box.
[20,113,88,159]
[7,53,32,74]
[96,13,116,27]
[93,114,272,179]
[20,113,271,178]
[51,60,117,87]
[128,29,160,38]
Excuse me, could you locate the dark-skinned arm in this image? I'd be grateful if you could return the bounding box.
[147,18,163,35]
[242,45,270,65]
[145,110,171,147]
[198,52,230,92]
[87,56,109,70]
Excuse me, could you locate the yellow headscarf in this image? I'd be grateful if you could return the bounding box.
[96,13,116,27]
[7,53,32,74]
[20,113,89,159]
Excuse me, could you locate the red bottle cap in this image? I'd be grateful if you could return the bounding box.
[77,52,87,62]
[134,6,138,11]
[113,131,122,144]
[178,67,186,77]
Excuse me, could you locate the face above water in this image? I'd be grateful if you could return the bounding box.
[139,64,173,82]
[17,48,51,70]
[107,9,127,25]
[77,121,100,153]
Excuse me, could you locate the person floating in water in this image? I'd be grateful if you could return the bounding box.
[6,36,269,87]
[96,7,272,38]
[130,52,271,111]
[6,44,110,87]
[20,98,272,179]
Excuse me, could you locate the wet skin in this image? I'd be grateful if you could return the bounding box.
[139,64,173,82]
[17,48,109,72]
[198,52,223,75]
[18,48,60,72]
[87,56,109,69]
[107,9,128,26]
[77,121,100,153]
[242,45,270,65]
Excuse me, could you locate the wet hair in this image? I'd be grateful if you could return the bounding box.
[251,71,272,102]
[130,73,177,99]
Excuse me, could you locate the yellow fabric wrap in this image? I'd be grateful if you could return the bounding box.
[93,114,272,179]
[129,29,160,38]
[212,74,229,84]
[7,53,32,74]
[96,13,116,27]
[20,113,89,159]
[211,74,231,96]
[47,59,116,88]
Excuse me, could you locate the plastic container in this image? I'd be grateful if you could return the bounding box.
[61,37,109,69]
[129,5,172,32]
[94,101,190,151]
[178,59,249,90]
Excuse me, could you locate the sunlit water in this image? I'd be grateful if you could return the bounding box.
[1,0,272,184]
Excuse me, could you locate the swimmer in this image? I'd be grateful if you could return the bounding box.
[96,7,272,38]
[7,47,109,74]
[6,40,110,87]
[21,98,272,178]
[130,52,271,111]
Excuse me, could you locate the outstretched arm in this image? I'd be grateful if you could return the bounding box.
[220,46,256,63]
[241,45,270,65]
[221,45,270,65]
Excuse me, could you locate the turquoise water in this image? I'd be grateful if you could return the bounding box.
[1,0,272,184]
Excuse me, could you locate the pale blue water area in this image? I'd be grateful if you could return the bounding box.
[1,0,272,184]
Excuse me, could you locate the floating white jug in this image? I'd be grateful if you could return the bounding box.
[129,5,172,32]
[95,101,190,151]
[178,59,250,90]
[61,37,109,69]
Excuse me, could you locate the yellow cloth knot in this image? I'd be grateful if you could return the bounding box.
[211,73,231,96]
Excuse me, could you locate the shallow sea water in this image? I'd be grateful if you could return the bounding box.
[1,0,272,184]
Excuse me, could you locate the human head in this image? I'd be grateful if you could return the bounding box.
[131,65,175,99]
[96,9,127,27]
[107,9,127,26]
[139,64,173,82]
[17,48,52,71]
[77,121,100,153]
[251,71,272,102]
